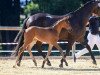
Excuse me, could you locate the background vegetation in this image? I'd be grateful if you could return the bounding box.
[0,0,92,55]
[24,0,83,16]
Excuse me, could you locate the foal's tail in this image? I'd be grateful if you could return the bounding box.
[12,18,28,56]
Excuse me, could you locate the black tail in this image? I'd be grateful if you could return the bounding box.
[12,30,25,56]
[14,30,23,43]
[14,18,28,42]
[12,18,28,56]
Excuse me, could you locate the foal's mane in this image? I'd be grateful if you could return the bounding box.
[52,17,67,27]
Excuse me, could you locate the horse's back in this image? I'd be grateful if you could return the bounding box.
[26,13,68,28]
[25,26,58,43]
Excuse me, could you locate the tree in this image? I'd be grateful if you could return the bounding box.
[0,0,20,51]
[24,0,83,15]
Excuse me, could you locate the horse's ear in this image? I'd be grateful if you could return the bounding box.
[64,16,69,20]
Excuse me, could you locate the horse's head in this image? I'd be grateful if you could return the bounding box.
[92,0,100,16]
[54,17,72,31]
[60,17,72,31]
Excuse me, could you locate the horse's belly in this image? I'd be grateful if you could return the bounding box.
[35,35,58,44]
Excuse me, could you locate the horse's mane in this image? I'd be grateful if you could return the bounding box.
[72,1,94,14]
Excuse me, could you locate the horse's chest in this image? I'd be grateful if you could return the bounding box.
[72,28,86,40]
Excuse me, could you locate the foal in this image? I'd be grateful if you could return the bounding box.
[13,17,71,68]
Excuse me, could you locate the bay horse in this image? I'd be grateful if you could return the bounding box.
[13,0,100,67]
[13,17,71,68]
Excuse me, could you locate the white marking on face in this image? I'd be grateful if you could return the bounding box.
[46,15,52,18]
[98,3,100,7]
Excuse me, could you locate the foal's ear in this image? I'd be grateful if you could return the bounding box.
[63,17,69,20]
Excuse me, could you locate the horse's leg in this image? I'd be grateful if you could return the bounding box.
[13,45,26,68]
[42,44,53,68]
[16,44,24,66]
[36,41,51,66]
[35,41,51,66]
[53,43,68,68]
[59,41,74,67]
[17,52,24,66]
[27,41,37,66]
[81,41,97,65]
[14,35,34,67]
[16,36,24,67]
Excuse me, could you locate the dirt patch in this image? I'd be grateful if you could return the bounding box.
[0,56,100,75]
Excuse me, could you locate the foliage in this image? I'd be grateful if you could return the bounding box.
[24,0,83,15]
[24,1,39,15]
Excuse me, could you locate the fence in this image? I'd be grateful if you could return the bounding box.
[0,26,100,58]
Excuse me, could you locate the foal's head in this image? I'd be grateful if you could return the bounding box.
[56,17,72,31]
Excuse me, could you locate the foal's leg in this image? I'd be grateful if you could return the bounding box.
[13,45,26,68]
[35,41,51,66]
[81,41,97,65]
[53,43,68,68]
[27,41,37,66]
[59,42,73,67]
[42,44,53,68]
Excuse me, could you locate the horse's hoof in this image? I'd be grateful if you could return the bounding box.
[34,63,37,66]
[74,54,76,62]
[59,64,63,68]
[13,65,16,68]
[93,61,97,65]
[41,65,44,68]
[65,63,68,66]
[47,62,51,66]
[17,63,20,67]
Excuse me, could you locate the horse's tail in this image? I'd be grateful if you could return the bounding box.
[12,18,28,56]
[12,29,25,56]
[14,18,28,42]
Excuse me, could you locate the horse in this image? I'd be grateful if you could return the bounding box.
[13,17,72,68]
[13,12,69,67]
[13,0,100,67]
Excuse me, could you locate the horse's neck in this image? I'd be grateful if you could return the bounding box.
[53,23,62,34]
[72,4,94,26]
[51,14,67,18]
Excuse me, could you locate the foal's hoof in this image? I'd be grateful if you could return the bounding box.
[92,61,97,65]
[34,61,37,66]
[13,65,16,68]
[47,62,51,66]
[33,60,37,66]
[59,64,63,68]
